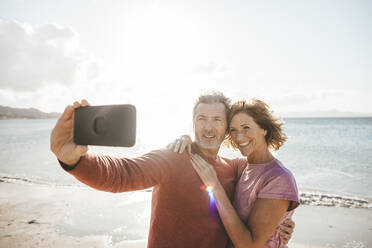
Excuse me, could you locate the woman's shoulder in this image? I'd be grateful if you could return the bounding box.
[258,159,300,208]
[263,159,296,183]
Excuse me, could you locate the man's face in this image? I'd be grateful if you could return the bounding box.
[193,103,227,150]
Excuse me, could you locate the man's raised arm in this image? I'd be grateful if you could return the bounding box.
[51,100,173,193]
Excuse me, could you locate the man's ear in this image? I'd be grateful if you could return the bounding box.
[263,129,267,137]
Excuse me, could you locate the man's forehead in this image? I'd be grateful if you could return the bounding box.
[194,103,226,117]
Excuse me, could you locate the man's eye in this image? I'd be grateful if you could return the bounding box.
[243,126,250,129]
[230,129,237,133]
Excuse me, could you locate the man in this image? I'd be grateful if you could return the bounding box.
[50,93,294,248]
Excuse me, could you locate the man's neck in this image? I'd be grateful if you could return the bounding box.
[197,146,220,160]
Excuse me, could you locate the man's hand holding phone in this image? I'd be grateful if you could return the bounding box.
[51,100,136,167]
[50,100,90,167]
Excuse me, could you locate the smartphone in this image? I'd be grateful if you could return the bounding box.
[73,104,136,147]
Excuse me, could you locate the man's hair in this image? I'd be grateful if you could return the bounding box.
[225,98,287,151]
[192,92,231,119]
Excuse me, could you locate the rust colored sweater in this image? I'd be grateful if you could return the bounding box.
[60,145,246,248]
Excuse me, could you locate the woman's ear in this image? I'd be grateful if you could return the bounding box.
[263,129,267,137]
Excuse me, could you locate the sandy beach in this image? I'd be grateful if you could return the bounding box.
[1,180,371,248]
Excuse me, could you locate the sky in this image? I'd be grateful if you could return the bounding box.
[0,0,371,147]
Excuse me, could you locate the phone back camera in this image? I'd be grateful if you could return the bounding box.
[93,117,106,135]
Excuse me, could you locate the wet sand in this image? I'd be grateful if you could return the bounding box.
[1,181,371,248]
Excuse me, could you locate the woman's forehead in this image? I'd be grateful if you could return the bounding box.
[230,112,255,125]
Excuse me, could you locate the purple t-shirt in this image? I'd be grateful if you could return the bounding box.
[231,158,299,248]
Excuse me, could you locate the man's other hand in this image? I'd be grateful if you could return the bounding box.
[279,219,295,245]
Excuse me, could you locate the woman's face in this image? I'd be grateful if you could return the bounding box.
[229,112,267,157]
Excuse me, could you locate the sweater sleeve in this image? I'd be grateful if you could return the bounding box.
[59,149,176,193]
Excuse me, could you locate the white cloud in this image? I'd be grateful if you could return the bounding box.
[266,90,372,114]
[269,92,329,106]
[192,61,235,76]
[0,19,101,92]
[0,79,132,113]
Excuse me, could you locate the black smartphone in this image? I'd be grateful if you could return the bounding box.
[73,104,136,147]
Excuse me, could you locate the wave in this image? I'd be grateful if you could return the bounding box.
[299,191,372,209]
[0,175,153,192]
[0,175,85,189]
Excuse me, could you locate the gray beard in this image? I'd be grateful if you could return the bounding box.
[195,136,223,150]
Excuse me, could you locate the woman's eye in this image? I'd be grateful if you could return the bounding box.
[243,126,250,129]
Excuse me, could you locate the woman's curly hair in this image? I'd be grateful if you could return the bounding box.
[225,98,287,151]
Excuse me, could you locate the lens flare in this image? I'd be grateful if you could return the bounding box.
[206,186,213,193]
[205,186,215,206]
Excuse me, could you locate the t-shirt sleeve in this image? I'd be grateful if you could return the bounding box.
[232,157,247,180]
[257,170,300,211]
[59,149,177,193]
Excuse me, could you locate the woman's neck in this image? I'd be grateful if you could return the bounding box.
[247,148,274,164]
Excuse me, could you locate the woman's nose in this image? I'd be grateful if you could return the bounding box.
[235,132,246,142]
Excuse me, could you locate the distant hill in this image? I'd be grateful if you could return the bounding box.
[0,105,61,119]
[282,109,372,118]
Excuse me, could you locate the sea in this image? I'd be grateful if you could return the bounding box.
[0,117,372,199]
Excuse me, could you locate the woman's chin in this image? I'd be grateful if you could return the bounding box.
[238,148,250,157]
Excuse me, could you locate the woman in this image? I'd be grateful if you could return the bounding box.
[172,98,299,248]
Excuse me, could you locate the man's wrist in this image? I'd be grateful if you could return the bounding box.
[58,157,82,171]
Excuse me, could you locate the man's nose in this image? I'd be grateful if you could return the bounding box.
[203,121,213,130]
